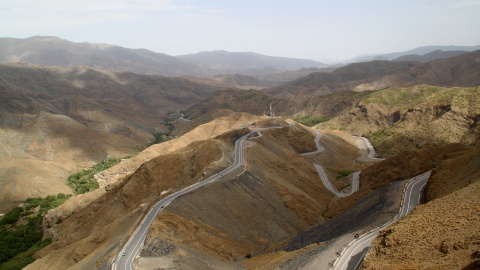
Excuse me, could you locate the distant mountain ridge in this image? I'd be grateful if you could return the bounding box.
[0,36,327,78]
[263,50,480,100]
[179,50,327,70]
[0,36,216,77]
[352,45,480,62]
[392,50,469,62]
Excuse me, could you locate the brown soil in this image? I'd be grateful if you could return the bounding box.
[136,121,370,269]
[24,128,242,270]
[362,179,480,270]
[0,62,225,204]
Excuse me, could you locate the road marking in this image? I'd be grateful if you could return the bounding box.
[331,171,431,270]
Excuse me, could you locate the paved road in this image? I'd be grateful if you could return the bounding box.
[303,130,360,197]
[332,170,431,270]
[355,136,385,160]
[301,130,324,156]
[113,122,298,270]
[113,132,250,270]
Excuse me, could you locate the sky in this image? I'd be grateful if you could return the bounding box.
[1,0,480,62]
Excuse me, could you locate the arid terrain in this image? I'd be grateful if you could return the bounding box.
[1,37,479,270]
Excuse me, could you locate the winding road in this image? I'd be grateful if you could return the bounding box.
[113,123,381,269]
[303,130,361,197]
[113,122,299,269]
[331,170,431,270]
[114,132,250,270]
[355,136,385,160]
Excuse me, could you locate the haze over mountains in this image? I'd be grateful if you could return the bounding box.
[0,36,328,78]
[1,36,480,270]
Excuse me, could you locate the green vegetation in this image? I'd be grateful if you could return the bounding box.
[151,111,181,145]
[339,184,351,191]
[362,86,480,111]
[234,90,257,101]
[0,194,69,269]
[321,206,332,219]
[24,193,71,214]
[67,157,121,194]
[246,253,252,258]
[364,129,391,148]
[292,115,330,127]
[0,207,23,225]
[0,238,52,270]
[336,170,354,180]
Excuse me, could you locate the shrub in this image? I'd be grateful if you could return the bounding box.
[292,115,330,127]
[0,207,23,225]
[66,157,121,194]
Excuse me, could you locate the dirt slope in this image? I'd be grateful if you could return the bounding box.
[0,62,223,204]
[132,121,369,269]
[361,153,480,269]
[316,86,480,156]
[23,113,264,270]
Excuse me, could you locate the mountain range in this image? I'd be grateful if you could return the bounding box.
[0,36,479,270]
[351,45,480,62]
[0,36,326,78]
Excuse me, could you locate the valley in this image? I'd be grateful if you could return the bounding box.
[0,36,479,270]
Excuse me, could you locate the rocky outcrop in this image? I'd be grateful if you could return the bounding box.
[317,86,480,153]
[361,174,480,269]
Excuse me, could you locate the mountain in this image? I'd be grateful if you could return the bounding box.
[0,36,328,79]
[392,50,469,62]
[0,62,222,204]
[263,60,415,100]
[182,89,298,120]
[179,50,327,70]
[0,36,219,77]
[354,50,480,91]
[263,50,480,101]
[299,85,480,155]
[352,45,480,62]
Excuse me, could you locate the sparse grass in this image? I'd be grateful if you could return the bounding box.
[336,170,354,180]
[292,115,330,127]
[322,206,333,219]
[234,90,257,101]
[365,129,391,148]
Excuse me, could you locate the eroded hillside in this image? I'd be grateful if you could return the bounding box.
[361,146,480,270]
[0,62,223,204]
[312,85,480,156]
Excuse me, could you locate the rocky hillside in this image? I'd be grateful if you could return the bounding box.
[0,62,222,203]
[361,146,480,270]
[183,89,298,120]
[23,116,373,270]
[0,36,217,77]
[23,113,265,270]
[303,85,480,156]
[262,50,480,102]
[263,61,414,101]
[354,50,480,91]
